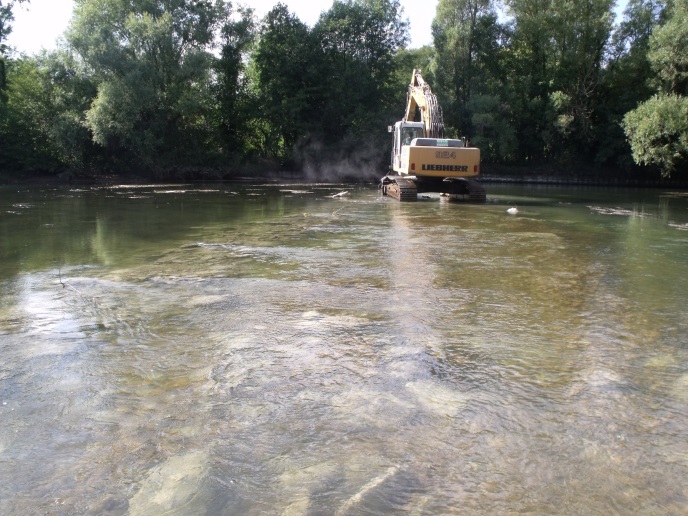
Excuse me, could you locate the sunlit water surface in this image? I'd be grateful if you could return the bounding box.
[1,183,687,514]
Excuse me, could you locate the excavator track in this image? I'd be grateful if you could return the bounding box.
[436,178,487,203]
[380,176,417,202]
[465,180,487,203]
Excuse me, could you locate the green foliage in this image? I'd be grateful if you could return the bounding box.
[503,0,615,162]
[1,1,30,51]
[390,46,435,109]
[610,0,663,60]
[35,50,99,168]
[392,46,433,81]
[623,0,688,175]
[0,52,97,171]
[0,2,16,102]
[215,5,257,160]
[252,4,316,163]
[430,0,500,135]
[648,0,688,94]
[1,57,57,169]
[313,0,408,133]
[252,0,408,170]
[67,0,227,169]
[468,93,517,161]
[623,93,688,175]
[0,2,49,173]
[585,0,663,169]
[0,0,683,179]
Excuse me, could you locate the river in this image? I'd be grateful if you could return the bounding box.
[1,182,687,514]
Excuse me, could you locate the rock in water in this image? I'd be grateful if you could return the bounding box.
[128,450,208,515]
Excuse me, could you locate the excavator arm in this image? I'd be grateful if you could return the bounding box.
[403,69,445,139]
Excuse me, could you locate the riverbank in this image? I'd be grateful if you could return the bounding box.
[2,163,687,188]
[480,163,688,188]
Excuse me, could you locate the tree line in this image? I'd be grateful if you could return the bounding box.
[0,0,686,181]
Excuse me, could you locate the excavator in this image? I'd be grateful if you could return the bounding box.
[380,69,486,202]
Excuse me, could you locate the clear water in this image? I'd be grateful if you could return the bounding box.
[1,182,687,514]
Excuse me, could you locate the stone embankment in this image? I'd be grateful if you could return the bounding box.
[480,164,688,188]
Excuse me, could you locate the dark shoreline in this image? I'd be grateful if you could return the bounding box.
[2,165,687,189]
[480,174,688,188]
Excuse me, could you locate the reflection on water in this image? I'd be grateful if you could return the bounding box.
[1,183,687,514]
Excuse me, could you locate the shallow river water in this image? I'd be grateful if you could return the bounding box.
[1,182,688,514]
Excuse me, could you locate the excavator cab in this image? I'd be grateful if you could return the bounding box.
[389,121,425,172]
[402,126,423,146]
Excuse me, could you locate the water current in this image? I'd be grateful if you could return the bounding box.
[1,182,687,514]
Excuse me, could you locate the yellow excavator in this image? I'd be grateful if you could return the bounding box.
[380,69,486,202]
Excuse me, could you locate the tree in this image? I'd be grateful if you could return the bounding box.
[429,0,518,162]
[647,0,688,95]
[549,0,615,143]
[1,1,30,102]
[623,0,688,175]
[66,0,227,170]
[594,0,664,168]
[0,1,30,50]
[392,46,434,84]
[251,0,409,170]
[0,4,10,97]
[623,93,688,174]
[609,0,663,63]
[214,5,257,160]
[430,0,498,133]
[313,0,409,140]
[503,0,615,162]
[1,56,58,170]
[251,3,317,164]
[0,51,98,172]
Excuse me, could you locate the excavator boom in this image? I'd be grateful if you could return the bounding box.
[404,69,444,138]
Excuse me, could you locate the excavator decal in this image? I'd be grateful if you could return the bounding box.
[422,164,469,172]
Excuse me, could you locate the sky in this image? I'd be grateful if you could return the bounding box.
[5,0,436,54]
